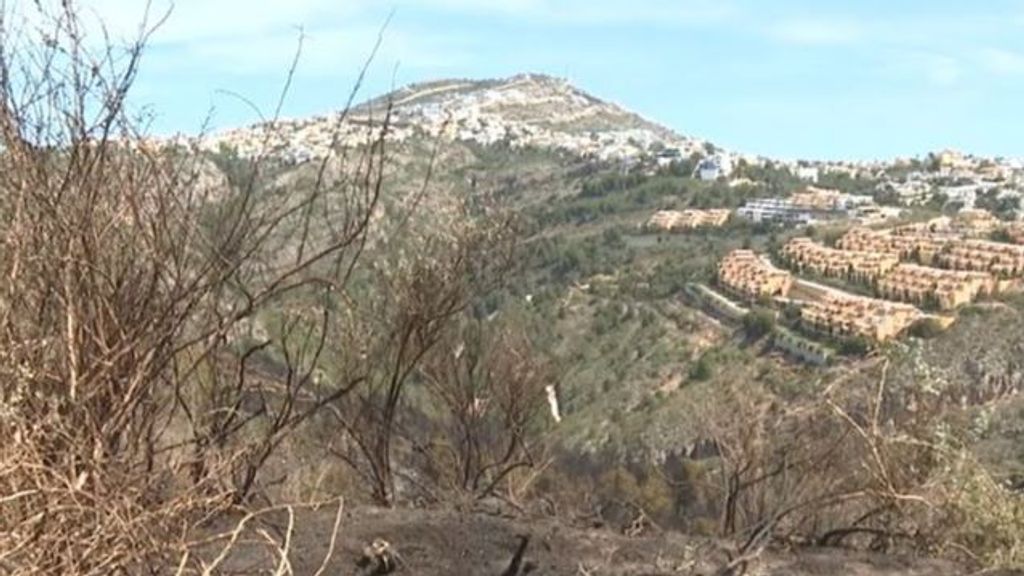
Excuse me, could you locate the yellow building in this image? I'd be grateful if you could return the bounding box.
[876,263,993,310]
[1006,222,1024,245]
[781,237,899,284]
[937,239,1024,278]
[955,209,1001,235]
[799,292,921,342]
[790,186,845,211]
[718,250,793,300]
[647,209,731,231]
[837,227,953,264]
[932,149,969,171]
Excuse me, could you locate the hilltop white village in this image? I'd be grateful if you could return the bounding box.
[180,74,1024,223]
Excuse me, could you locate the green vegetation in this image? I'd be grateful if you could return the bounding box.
[976,188,1021,220]
[742,308,777,340]
[909,317,947,339]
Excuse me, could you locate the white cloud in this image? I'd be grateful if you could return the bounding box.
[980,48,1024,76]
[925,55,963,86]
[163,23,468,77]
[895,51,963,87]
[769,17,864,46]
[75,0,736,47]
[45,0,465,78]
[53,0,737,80]
[390,0,738,27]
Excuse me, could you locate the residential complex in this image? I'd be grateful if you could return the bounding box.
[717,250,793,300]
[876,264,994,310]
[781,237,899,284]
[736,198,814,225]
[647,209,731,231]
[789,186,873,212]
[781,237,995,310]
[799,292,921,342]
[955,209,1002,235]
[891,210,1001,237]
[736,187,879,225]
[936,239,1024,277]
[1007,222,1024,244]
[836,227,952,263]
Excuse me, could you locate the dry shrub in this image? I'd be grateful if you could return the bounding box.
[0,2,392,572]
[695,363,1024,571]
[319,190,522,506]
[415,315,553,502]
[0,1,537,569]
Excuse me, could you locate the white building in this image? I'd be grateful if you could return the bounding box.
[655,147,682,168]
[736,198,814,225]
[796,166,820,183]
[696,154,733,181]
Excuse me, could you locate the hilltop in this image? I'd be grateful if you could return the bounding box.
[200,73,712,163]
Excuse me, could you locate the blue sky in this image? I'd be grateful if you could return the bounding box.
[73,0,1024,160]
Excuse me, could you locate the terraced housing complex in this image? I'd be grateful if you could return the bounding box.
[716,248,923,342]
[647,209,731,231]
[782,237,997,310]
[936,239,1024,277]
[717,250,793,300]
[781,237,899,284]
[876,264,994,310]
[799,292,922,342]
[837,227,952,263]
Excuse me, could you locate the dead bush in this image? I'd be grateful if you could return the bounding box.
[0,2,395,572]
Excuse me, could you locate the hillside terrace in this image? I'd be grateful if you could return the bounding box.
[955,209,1002,235]
[735,187,878,226]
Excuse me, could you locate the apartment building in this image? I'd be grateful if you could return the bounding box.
[773,326,833,365]
[781,237,899,284]
[1006,222,1024,244]
[955,209,1001,235]
[790,186,873,212]
[736,198,814,225]
[799,292,921,342]
[891,217,952,236]
[836,227,953,263]
[718,250,793,300]
[937,239,1024,278]
[647,209,731,231]
[876,263,994,310]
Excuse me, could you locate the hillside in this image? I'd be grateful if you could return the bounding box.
[183,74,1024,570]
[192,73,1024,468]
[13,3,1024,571]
